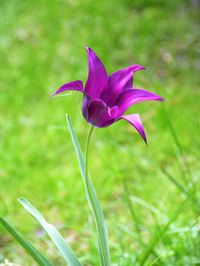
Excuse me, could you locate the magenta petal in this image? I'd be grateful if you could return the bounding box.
[82,98,117,128]
[52,80,84,96]
[121,114,147,143]
[85,47,108,99]
[100,64,145,106]
[116,88,164,115]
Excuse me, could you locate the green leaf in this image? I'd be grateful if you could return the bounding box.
[0,217,52,266]
[18,198,82,266]
[66,114,110,266]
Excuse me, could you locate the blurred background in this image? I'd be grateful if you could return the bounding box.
[0,0,199,265]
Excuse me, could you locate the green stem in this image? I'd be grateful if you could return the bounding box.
[84,126,108,266]
[85,126,94,182]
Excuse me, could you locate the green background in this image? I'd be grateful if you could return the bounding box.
[0,0,199,265]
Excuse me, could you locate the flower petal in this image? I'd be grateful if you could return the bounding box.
[116,88,164,115]
[120,114,147,143]
[85,47,108,99]
[52,80,84,96]
[100,64,145,106]
[82,98,117,128]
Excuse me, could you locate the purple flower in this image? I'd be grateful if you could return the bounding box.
[53,47,164,143]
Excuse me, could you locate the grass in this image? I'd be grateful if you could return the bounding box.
[0,0,200,265]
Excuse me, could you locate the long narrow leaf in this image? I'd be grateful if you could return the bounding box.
[18,198,82,266]
[66,114,110,266]
[0,217,52,266]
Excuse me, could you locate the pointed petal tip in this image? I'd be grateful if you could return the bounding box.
[139,128,147,144]
[139,65,146,71]
[131,64,145,72]
[151,91,165,102]
[51,80,84,97]
[51,91,57,97]
[121,114,148,144]
[156,96,165,102]
[143,135,148,145]
[85,46,92,54]
[85,47,108,99]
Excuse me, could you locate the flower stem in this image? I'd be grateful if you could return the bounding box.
[84,125,94,181]
[84,126,110,266]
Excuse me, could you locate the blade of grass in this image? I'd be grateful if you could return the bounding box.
[66,114,110,266]
[122,180,161,261]
[162,107,193,180]
[130,196,168,222]
[140,198,190,265]
[18,198,82,266]
[162,107,183,154]
[122,179,143,242]
[115,222,160,260]
[162,168,200,209]
[0,218,52,266]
